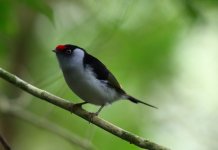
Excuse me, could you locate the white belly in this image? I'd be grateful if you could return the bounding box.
[62,67,120,105]
[57,48,120,105]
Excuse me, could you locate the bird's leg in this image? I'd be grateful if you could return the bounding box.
[88,105,105,123]
[69,102,88,113]
[94,105,105,116]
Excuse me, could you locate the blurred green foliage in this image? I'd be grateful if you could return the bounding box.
[0,0,218,150]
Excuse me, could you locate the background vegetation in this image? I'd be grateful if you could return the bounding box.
[0,0,218,150]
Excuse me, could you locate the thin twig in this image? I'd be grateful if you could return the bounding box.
[0,134,11,150]
[0,67,170,150]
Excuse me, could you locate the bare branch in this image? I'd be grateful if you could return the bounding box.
[0,134,11,150]
[0,67,170,150]
[0,99,94,150]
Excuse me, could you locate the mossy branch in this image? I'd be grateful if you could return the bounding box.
[0,67,170,150]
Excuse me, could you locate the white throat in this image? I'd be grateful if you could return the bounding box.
[71,48,85,64]
[57,48,85,71]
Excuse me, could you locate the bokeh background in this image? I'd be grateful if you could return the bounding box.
[1,0,218,150]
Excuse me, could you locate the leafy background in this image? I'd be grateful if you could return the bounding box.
[0,0,218,150]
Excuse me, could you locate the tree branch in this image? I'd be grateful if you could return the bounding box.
[0,67,170,150]
[0,99,94,150]
[0,134,11,150]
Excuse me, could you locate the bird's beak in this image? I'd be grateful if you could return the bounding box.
[52,50,56,53]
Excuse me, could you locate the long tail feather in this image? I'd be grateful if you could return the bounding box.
[127,95,158,109]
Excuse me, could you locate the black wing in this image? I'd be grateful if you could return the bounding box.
[83,53,125,93]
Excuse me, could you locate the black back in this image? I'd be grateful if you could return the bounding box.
[83,53,109,80]
[83,53,125,94]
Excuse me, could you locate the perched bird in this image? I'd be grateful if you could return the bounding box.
[53,44,157,115]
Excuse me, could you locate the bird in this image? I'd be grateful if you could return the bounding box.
[53,44,157,116]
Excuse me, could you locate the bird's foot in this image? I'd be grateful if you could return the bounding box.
[88,105,104,123]
[88,112,99,123]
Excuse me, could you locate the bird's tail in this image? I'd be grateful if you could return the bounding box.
[126,95,158,109]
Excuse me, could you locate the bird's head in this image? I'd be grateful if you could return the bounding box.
[53,44,80,55]
[53,44,85,70]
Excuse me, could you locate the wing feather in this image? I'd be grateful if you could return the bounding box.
[83,53,125,93]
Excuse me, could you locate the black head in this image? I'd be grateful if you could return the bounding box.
[53,44,84,55]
